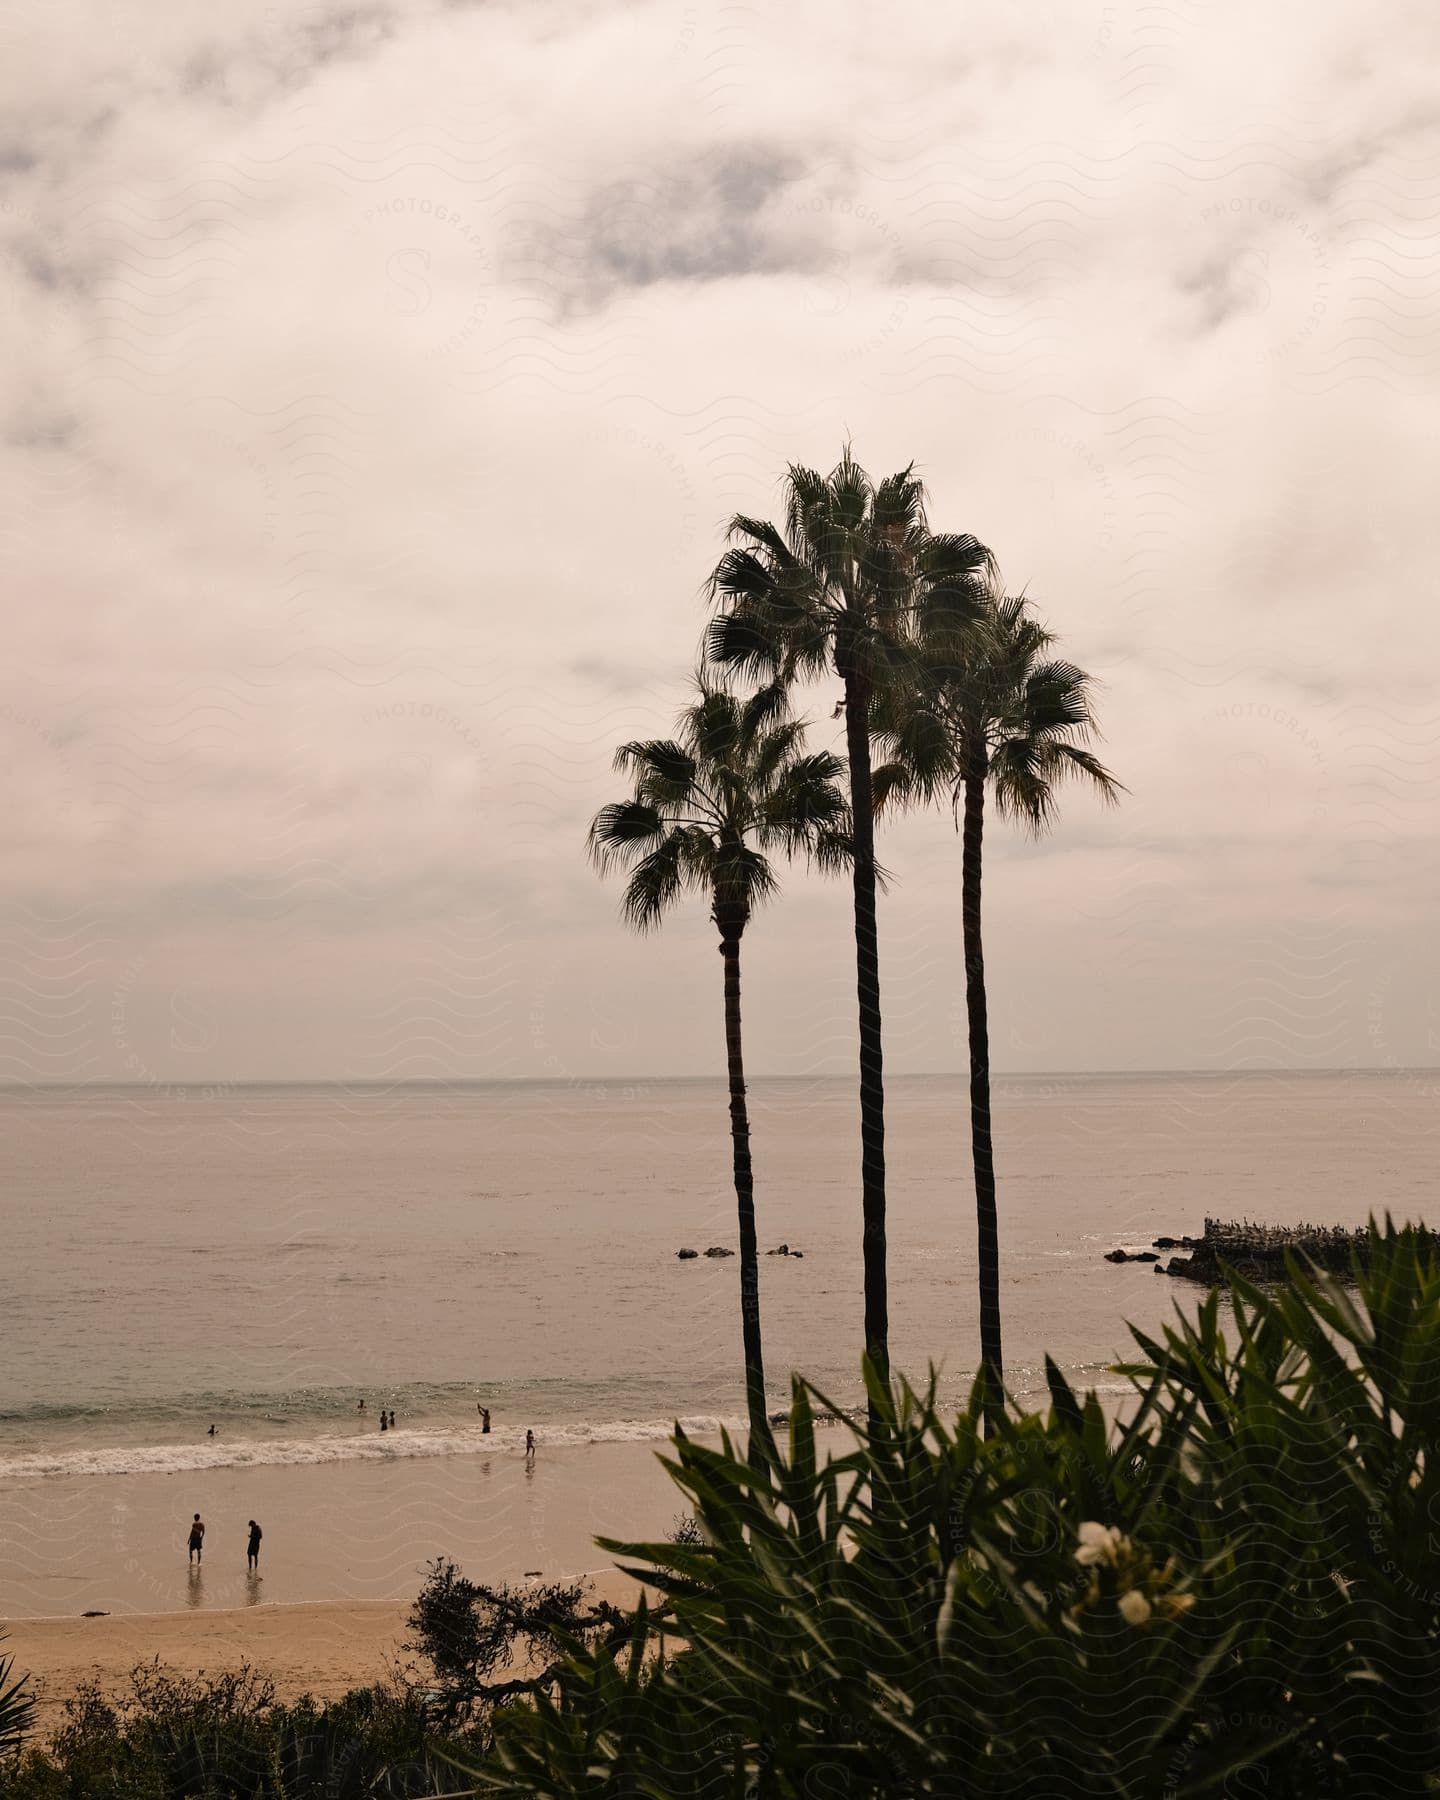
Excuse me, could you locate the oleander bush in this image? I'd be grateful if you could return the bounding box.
[469,1222,1440,1797]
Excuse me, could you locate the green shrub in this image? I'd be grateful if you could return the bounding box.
[0,1662,466,1799]
[403,1560,630,1733]
[0,1644,35,1760]
[469,1223,1440,1797]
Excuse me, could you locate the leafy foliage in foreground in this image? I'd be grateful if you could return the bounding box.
[470,1224,1440,1797]
[0,1662,463,1800]
[0,1647,34,1760]
[404,1560,633,1732]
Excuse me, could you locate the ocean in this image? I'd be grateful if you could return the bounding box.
[2,1071,1434,1485]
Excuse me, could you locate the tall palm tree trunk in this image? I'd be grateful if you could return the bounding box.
[719,928,767,1443]
[843,668,889,1408]
[961,735,1003,1429]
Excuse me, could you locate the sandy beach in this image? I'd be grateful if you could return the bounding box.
[1,1436,686,1731]
[3,1601,410,1737]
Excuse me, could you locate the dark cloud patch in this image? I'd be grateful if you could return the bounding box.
[4,408,79,452]
[180,5,399,106]
[1179,248,1274,333]
[567,149,803,296]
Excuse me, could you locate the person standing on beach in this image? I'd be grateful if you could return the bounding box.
[380,1411,388,1432]
[525,1429,535,1461]
[187,1514,205,1563]
[247,1520,262,1572]
[480,1407,490,1434]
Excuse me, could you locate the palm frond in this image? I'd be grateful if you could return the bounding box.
[989,735,1055,833]
[737,679,792,740]
[726,514,800,571]
[870,684,956,803]
[781,462,834,562]
[1048,740,1125,802]
[620,831,706,932]
[587,800,666,873]
[689,690,741,770]
[705,609,784,681]
[760,751,848,839]
[870,759,919,817]
[871,463,926,538]
[612,739,697,801]
[1012,659,1097,741]
[825,449,876,531]
[920,532,993,583]
[808,825,856,876]
[747,719,809,791]
[990,735,1122,832]
[708,546,780,607]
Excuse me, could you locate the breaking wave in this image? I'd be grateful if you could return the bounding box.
[0,1414,746,1483]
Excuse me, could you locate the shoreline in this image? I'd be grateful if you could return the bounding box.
[1,1436,676,1737]
[0,1434,692,1622]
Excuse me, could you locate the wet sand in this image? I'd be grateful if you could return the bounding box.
[0,1434,691,1728]
[0,1435,689,1619]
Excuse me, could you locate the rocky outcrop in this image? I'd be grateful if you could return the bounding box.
[676,1247,698,1259]
[703,1246,734,1258]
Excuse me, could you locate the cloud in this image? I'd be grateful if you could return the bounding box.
[1,0,1438,1079]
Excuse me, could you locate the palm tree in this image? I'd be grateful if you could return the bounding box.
[706,451,992,1399]
[588,682,849,1443]
[875,593,1122,1426]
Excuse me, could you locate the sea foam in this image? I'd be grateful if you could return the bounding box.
[0,1415,745,1484]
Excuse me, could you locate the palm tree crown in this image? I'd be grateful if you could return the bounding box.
[588,683,849,938]
[705,451,994,688]
[875,593,1121,826]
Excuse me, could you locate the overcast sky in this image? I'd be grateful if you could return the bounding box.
[2,0,1437,1084]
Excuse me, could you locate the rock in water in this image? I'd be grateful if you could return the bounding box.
[1104,1248,1128,1263]
[703,1246,734,1258]
[676,1247,698,1260]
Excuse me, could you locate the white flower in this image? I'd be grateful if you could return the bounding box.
[1075,1521,1127,1567]
[1118,1589,1152,1626]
